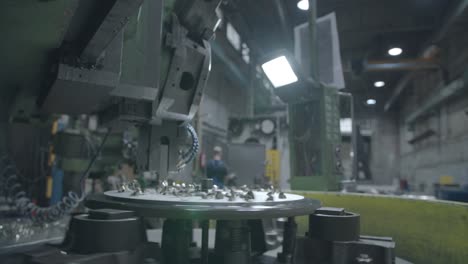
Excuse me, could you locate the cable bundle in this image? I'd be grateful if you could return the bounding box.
[176,123,200,171]
[0,156,82,222]
[0,128,111,223]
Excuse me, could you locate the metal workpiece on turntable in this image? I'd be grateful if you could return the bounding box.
[85,189,321,220]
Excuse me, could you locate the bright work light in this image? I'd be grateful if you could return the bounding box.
[261,56,299,88]
[374,81,385,87]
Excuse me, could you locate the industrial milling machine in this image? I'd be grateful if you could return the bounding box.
[0,0,395,263]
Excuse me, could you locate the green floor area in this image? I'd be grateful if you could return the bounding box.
[293,192,468,264]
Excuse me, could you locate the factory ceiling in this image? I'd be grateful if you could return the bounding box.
[1,1,467,119]
[223,0,468,115]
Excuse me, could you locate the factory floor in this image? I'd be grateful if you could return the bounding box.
[0,225,412,263]
[147,229,413,264]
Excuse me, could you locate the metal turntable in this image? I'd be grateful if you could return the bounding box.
[81,181,321,264]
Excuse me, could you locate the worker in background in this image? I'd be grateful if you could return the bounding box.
[107,160,136,190]
[206,146,228,188]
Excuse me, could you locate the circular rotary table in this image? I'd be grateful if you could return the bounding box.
[85,190,321,220]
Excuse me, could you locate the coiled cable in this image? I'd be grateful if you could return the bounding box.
[0,128,111,223]
[176,123,199,171]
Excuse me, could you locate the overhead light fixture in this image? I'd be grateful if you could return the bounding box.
[388,47,403,56]
[366,99,377,105]
[260,50,316,103]
[374,81,385,88]
[297,0,309,11]
[261,56,298,88]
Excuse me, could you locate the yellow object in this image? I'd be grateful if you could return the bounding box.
[48,146,55,166]
[46,176,53,199]
[51,119,58,135]
[439,175,454,185]
[265,149,280,186]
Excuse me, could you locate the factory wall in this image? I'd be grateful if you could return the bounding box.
[194,52,252,179]
[200,56,251,132]
[397,33,468,193]
[368,113,400,185]
[173,38,252,182]
[353,32,468,193]
[227,115,291,190]
[399,91,468,194]
[353,108,400,186]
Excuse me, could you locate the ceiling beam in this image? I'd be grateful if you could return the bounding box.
[365,58,440,72]
[339,25,435,35]
[272,0,293,50]
[383,73,415,111]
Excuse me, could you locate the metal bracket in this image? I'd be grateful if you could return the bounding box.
[153,14,212,123]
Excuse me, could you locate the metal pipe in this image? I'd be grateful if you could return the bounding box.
[273,0,293,50]
[277,217,297,263]
[364,58,440,72]
[349,94,357,182]
[338,92,357,181]
[214,220,251,264]
[201,220,210,264]
[161,219,192,264]
[384,73,416,112]
[308,0,319,80]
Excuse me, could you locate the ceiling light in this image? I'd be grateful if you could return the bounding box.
[366,99,377,105]
[297,0,309,11]
[388,47,403,56]
[261,56,298,88]
[374,81,385,87]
